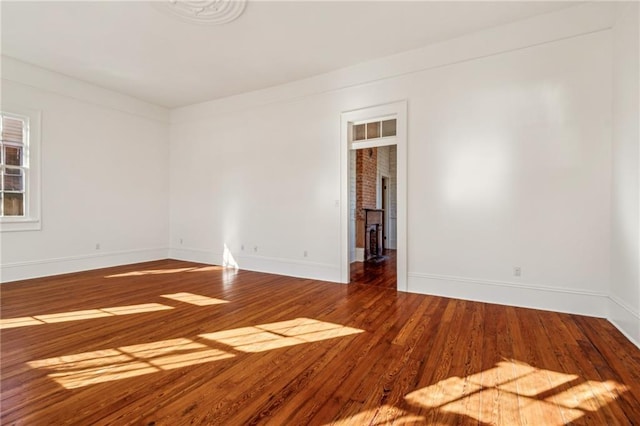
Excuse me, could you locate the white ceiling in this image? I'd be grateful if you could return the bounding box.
[2,1,579,108]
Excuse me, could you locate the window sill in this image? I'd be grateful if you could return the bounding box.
[0,218,41,232]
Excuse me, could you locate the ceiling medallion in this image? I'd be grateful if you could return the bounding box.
[156,0,247,25]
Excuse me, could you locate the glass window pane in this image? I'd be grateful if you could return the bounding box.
[354,124,366,141]
[4,146,22,166]
[367,122,380,139]
[382,119,397,137]
[2,117,23,144]
[4,192,24,216]
[4,168,23,191]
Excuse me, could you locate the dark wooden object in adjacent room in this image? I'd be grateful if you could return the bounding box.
[364,208,384,261]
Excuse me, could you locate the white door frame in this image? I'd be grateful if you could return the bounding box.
[379,174,390,249]
[340,100,407,291]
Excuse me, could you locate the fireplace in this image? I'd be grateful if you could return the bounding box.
[364,209,384,261]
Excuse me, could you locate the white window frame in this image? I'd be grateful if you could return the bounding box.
[0,105,41,232]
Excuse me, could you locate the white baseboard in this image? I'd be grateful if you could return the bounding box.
[0,247,170,283]
[408,272,608,318]
[6,247,636,349]
[169,247,341,282]
[355,248,364,262]
[169,247,221,265]
[608,296,640,349]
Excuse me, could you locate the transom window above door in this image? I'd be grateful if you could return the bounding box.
[353,118,397,142]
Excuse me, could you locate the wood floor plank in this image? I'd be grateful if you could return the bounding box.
[1,259,639,425]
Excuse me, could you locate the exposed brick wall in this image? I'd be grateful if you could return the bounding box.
[356,148,377,248]
[356,147,378,219]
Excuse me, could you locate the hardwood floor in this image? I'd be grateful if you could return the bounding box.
[1,259,640,425]
[350,249,397,289]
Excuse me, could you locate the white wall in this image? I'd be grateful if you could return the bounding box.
[610,2,640,346]
[170,3,615,317]
[170,94,342,280]
[376,145,391,210]
[0,58,170,282]
[407,30,612,315]
[376,145,396,250]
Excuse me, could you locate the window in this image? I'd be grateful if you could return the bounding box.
[0,107,41,232]
[352,118,396,142]
[1,114,27,216]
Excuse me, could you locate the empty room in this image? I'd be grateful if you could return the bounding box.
[1,1,639,424]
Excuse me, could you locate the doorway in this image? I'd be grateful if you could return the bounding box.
[348,146,397,289]
[340,100,407,291]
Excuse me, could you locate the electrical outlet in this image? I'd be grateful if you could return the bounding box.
[253,246,258,252]
[180,238,183,245]
[513,267,521,277]
[241,244,245,251]
[304,250,308,257]
[95,243,101,250]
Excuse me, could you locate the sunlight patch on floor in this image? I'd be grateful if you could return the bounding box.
[0,303,173,329]
[327,405,425,425]
[28,338,234,389]
[0,317,44,328]
[105,265,222,278]
[27,318,362,389]
[199,318,364,353]
[404,360,628,425]
[188,266,221,272]
[160,292,229,306]
[105,267,198,277]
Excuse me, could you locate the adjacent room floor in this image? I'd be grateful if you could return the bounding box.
[350,249,397,290]
[1,259,639,425]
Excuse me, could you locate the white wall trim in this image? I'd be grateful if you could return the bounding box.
[410,272,607,297]
[169,247,340,282]
[168,247,219,265]
[608,296,640,349]
[351,138,397,151]
[171,2,615,123]
[2,56,169,123]
[1,247,170,283]
[408,272,609,318]
[609,318,640,350]
[341,100,407,291]
[610,295,640,321]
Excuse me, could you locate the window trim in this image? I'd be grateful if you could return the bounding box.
[0,106,41,232]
